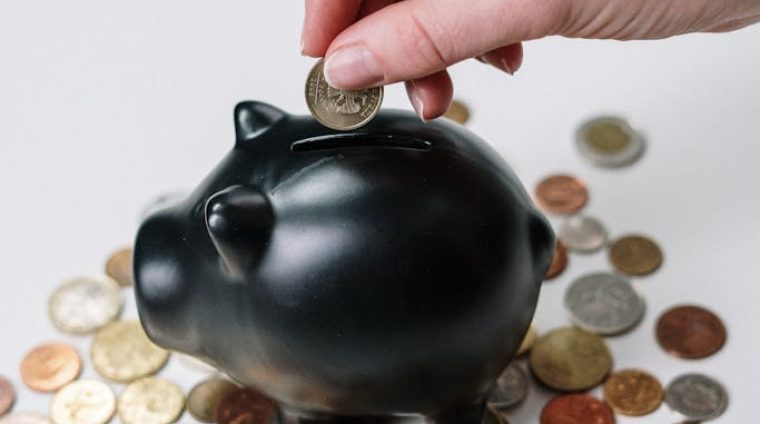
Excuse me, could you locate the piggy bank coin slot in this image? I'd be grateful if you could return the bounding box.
[291,134,432,152]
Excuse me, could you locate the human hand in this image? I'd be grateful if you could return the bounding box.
[302,0,760,120]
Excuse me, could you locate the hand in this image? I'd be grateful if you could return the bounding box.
[302,0,760,120]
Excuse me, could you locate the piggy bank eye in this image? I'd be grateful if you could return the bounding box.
[291,134,432,153]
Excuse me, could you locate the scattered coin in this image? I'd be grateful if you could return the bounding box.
[529,327,612,392]
[187,377,240,423]
[305,59,384,131]
[118,377,185,424]
[0,376,14,416]
[48,276,122,335]
[609,234,663,276]
[488,363,528,409]
[50,380,115,424]
[534,175,588,215]
[19,343,81,393]
[558,215,608,253]
[564,272,645,335]
[603,369,663,416]
[656,305,727,359]
[482,403,508,424]
[104,247,134,287]
[443,100,471,124]
[544,240,568,280]
[0,413,51,424]
[516,324,537,356]
[575,116,645,168]
[215,387,277,424]
[139,190,187,221]
[91,320,169,382]
[540,394,615,424]
[665,373,728,422]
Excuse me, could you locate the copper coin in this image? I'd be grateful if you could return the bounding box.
[603,369,663,416]
[216,388,277,424]
[656,305,726,359]
[105,247,134,287]
[20,343,82,392]
[0,376,15,416]
[545,240,568,280]
[535,175,588,215]
[609,235,663,276]
[540,394,615,424]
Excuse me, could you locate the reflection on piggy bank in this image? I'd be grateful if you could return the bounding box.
[134,101,554,423]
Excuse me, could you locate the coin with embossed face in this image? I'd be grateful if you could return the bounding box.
[0,413,51,424]
[20,343,82,393]
[603,369,663,416]
[609,234,663,276]
[91,320,169,383]
[0,376,15,416]
[118,377,185,424]
[665,373,728,422]
[535,175,588,215]
[48,276,122,335]
[656,305,726,359]
[558,215,608,253]
[50,380,115,424]
[564,272,645,335]
[540,394,615,424]
[306,59,383,131]
[187,377,240,423]
[488,363,529,409]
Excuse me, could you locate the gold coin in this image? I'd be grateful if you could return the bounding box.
[516,323,538,356]
[603,369,663,416]
[91,320,169,383]
[105,247,134,287]
[585,120,631,153]
[20,343,82,393]
[118,377,185,424]
[609,234,663,276]
[529,327,612,392]
[305,59,383,131]
[186,377,240,423]
[50,380,115,424]
[443,100,470,124]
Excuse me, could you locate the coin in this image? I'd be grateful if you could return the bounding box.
[534,175,588,215]
[516,324,537,356]
[488,363,528,409]
[50,380,115,424]
[91,320,169,382]
[609,234,663,276]
[443,100,471,124]
[558,215,608,253]
[529,327,612,392]
[187,377,240,423]
[0,376,15,416]
[48,276,122,335]
[603,369,663,416]
[19,343,81,393]
[544,240,568,280]
[482,403,508,424]
[656,305,726,359]
[104,247,134,287]
[139,190,187,221]
[540,394,614,424]
[0,413,51,424]
[665,373,728,422]
[305,59,384,131]
[575,116,645,168]
[564,272,645,335]
[118,377,185,424]
[215,387,277,424]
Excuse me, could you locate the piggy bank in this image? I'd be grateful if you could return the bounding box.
[134,101,554,423]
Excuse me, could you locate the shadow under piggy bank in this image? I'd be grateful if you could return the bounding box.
[134,101,554,424]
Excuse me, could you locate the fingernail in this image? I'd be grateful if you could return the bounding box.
[406,81,427,123]
[324,45,385,89]
[501,57,515,75]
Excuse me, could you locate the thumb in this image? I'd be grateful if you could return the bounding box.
[323,0,567,89]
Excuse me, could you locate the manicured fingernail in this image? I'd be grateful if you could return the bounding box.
[324,45,385,89]
[406,82,427,123]
[501,57,515,75]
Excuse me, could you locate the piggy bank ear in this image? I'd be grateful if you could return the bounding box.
[234,101,287,142]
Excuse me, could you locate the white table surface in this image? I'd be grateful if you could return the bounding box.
[1,2,759,423]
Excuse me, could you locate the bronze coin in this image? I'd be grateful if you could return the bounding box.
[20,343,82,392]
[656,305,726,359]
[443,100,471,125]
[608,235,663,276]
[216,387,277,424]
[545,240,568,280]
[535,175,588,215]
[187,377,240,423]
[603,369,663,416]
[105,247,134,287]
[540,394,615,424]
[0,376,15,416]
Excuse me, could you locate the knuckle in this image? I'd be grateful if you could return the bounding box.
[394,11,451,76]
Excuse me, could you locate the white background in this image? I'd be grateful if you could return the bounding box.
[1,1,759,423]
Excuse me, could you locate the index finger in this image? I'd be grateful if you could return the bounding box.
[302,0,363,57]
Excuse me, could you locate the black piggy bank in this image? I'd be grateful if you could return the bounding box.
[134,101,554,424]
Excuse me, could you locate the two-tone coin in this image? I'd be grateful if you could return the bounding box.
[558,215,608,253]
[665,373,728,422]
[216,388,277,424]
[0,376,15,416]
[564,272,645,335]
[488,363,528,409]
[91,320,169,382]
[48,276,122,335]
[575,116,645,168]
[0,413,51,424]
[540,394,614,424]
[603,369,663,416]
[187,377,240,423]
[609,234,663,276]
[544,240,568,280]
[306,59,384,131]
[104,247,134,287]
[50,380,115,424]
[443,100,471,125]
[19,343,81,393]
[534,175,588,215]
[118,377,185,424]
[516,324,537,356]
[656,305,726,359]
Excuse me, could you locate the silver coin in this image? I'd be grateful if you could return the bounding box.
[558,215,608,253]
[0,413,51,424]
[48,276,123,335]
[575,116,645,168]
[564,272,645,335]
[487,362,528,409]
[138,190,187,221]
[665,373,728,422]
